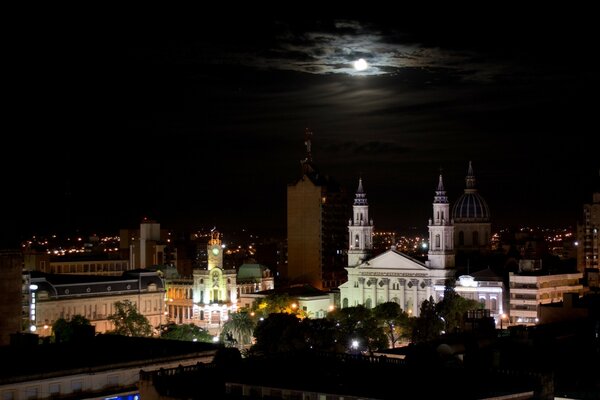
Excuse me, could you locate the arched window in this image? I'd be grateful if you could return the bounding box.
[459,231,465,245]
[365,298,372,309]
[490,297,497,311]
[473,231,479,246]
[342,298,349,308]
[355,234,360,248]
[435,234,441,249]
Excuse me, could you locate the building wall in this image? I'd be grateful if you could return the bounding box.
[0,352,215,400]
[454,222,491,251]
[0,251,23,346]
[34,291,165,336]
[286,178,323,288]
[577,192,600,271]
[341,269,453,317]
[508,272,583,326]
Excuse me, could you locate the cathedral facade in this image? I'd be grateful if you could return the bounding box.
[339,176,455,317]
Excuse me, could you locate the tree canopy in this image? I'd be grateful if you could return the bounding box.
[52,314,92,343]
[160,323,213,342]
[107,300,153,337]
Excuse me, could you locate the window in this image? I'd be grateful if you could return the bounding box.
[2,391,15,400]
[71,379,83,392]
[24,387,38,400]
[49,383,60,395]
[107,374,119,386]
[459,231,465,245]
[435,234,441,249]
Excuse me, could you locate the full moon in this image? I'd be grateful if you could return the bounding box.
[353,58,368,71]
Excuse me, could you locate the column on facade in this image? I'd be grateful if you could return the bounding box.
[370,278,377,307]
[412,279,418,317]
[399,279,405,312]
[359,277,365,305]
[382,278,390,302]
[425,279,432,301]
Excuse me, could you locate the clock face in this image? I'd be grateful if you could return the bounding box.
[212,247,220,256]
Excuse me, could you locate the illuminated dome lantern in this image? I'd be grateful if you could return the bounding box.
[452,162,491,251]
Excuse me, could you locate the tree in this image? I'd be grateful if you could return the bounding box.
[373,302,411,348]
[52,314,92,343]
[329,305,387,354]
[221,311,256,347]
[160,323,213,342]
[250,294,305,319]
[251,313,305,355]
[107,300,153,337]
[411,297,443,343]
[299,317,343,352]
[436,283,481,333]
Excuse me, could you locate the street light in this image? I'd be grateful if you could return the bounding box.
[351,339,359,353]
[500,313,507,330]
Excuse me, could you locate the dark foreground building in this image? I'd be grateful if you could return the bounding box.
[0,335,219,399]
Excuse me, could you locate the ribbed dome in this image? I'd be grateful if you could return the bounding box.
[452,191,490,222]
[452,161,491,222]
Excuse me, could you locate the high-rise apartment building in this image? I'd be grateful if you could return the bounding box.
[285,130,349,290]
[577,189,600,271]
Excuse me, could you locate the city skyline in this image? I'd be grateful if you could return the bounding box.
[4,9,599,247]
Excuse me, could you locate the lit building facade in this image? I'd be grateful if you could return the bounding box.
[26,270,166,336]
[577,190,600,271]
[237,263,274,296]
[339,176,455,316]
[508,272,583,326]
[286,129,349,290]
[192,230,237,332]
[440,271,504,326]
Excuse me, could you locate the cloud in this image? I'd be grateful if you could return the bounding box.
[237,20,507,81]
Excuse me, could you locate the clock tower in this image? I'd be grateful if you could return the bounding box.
[207,229,223,270]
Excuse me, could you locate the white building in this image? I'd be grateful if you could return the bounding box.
[339,176,455,316]
[192,230,238,332]
[442,269,505,326]
[238,285,335,319]
[27,270,166,336]
[508,272,583,326]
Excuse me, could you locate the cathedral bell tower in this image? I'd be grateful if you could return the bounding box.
[348,178,374,266]
[427,174,455,269]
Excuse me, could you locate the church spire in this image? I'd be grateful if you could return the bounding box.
[348,176,373,266]
[304,127,313,163]
[354,177,368,205]
[434,174,448,204]
[466,161,476,189]
[427,171,455,269]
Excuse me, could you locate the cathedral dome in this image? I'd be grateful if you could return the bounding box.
[452,161,491,222]
[452,191,490,222]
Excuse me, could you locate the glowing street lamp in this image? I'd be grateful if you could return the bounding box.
[351,339,359,353]
[500,313,507,330]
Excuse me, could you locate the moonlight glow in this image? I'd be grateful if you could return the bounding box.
[353,58,368,71]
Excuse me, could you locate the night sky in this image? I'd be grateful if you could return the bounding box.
[4,9,599,247]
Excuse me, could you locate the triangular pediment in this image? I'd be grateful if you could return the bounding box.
[357,249,429,271]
